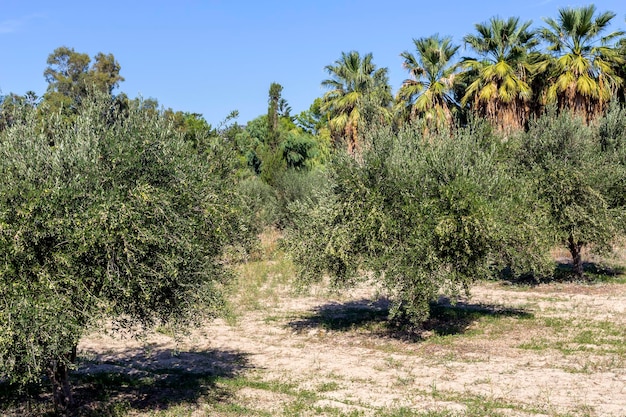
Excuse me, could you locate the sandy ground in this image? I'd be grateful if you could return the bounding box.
[79,280,626,416]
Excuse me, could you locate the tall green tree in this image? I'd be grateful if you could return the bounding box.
[43,46,124,115]
[461,17,538,131]
[237,84,320,185]
[89,52,125,94]
[539,5,624,120]
[259,83,288,185]
[321,51,392,153]
[395,34,460,130]
[267,82,283,148]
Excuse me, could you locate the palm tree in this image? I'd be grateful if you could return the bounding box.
[321,51,392,153]
[619,29,626,102]
[539,5,625,121]
[395,34,460,131]
[461,17,538,132]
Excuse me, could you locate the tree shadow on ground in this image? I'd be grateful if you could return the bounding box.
[424,297,533,336]
[288,297,532,341]
[501,260,626,286]
[0,345,251,416]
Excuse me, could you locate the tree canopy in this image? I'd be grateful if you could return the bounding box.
[43,46,124,115]
[539,5,625,120]
[396,34,460,130]
[321,51,392,153]
[461,17,538,131]
[0,92,254,411]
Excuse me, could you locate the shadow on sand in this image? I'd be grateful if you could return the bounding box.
[500,260,625,285]
[288,296,532,341]
[0,345,251,416]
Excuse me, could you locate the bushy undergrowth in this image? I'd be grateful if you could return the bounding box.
[240,166,330,230]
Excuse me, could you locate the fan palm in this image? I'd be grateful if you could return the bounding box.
[539,5,624,120]
[396,34,460,130]
[461,17,538,132]
[321,51,392,153]
[619,30,626,101]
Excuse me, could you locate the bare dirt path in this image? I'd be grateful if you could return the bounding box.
[79,280,626,416]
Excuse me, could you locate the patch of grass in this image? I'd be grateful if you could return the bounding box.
[221,375,298,394]
[227,249,296,320]
[223,228,299,323]
[317,381,341,392]
[384,356,405,370]
[378,409,458,417]
[542,316,569,331]
[408,388,572,417]
[560,355,625,374]
[217,375,331,416]
[394,374,416,387]
[263,315,284,324]
[312,407,368,417]
[517,337,551,351]
[463,394,519,416]
[517,316,626,356]
[210,402,271,416]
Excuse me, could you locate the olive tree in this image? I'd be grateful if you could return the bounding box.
[284,121,550,324]
[516,107,626,278]
[0,94,253,411]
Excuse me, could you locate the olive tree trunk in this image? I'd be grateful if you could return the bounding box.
[47,345,77,414]
[567,235,585,279]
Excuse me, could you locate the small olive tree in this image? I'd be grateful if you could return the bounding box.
[515,107,626,278]
[0,94,253,411]
[284,121,550,324]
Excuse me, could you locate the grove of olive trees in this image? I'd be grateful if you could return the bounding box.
[1,4,625,414]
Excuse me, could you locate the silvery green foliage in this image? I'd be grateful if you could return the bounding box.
[0,93,253,387]
[517,108,626,277]
[285,120,552,324]
[598,101,626,211]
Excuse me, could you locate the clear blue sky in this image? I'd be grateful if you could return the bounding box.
[1,1,624,126]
